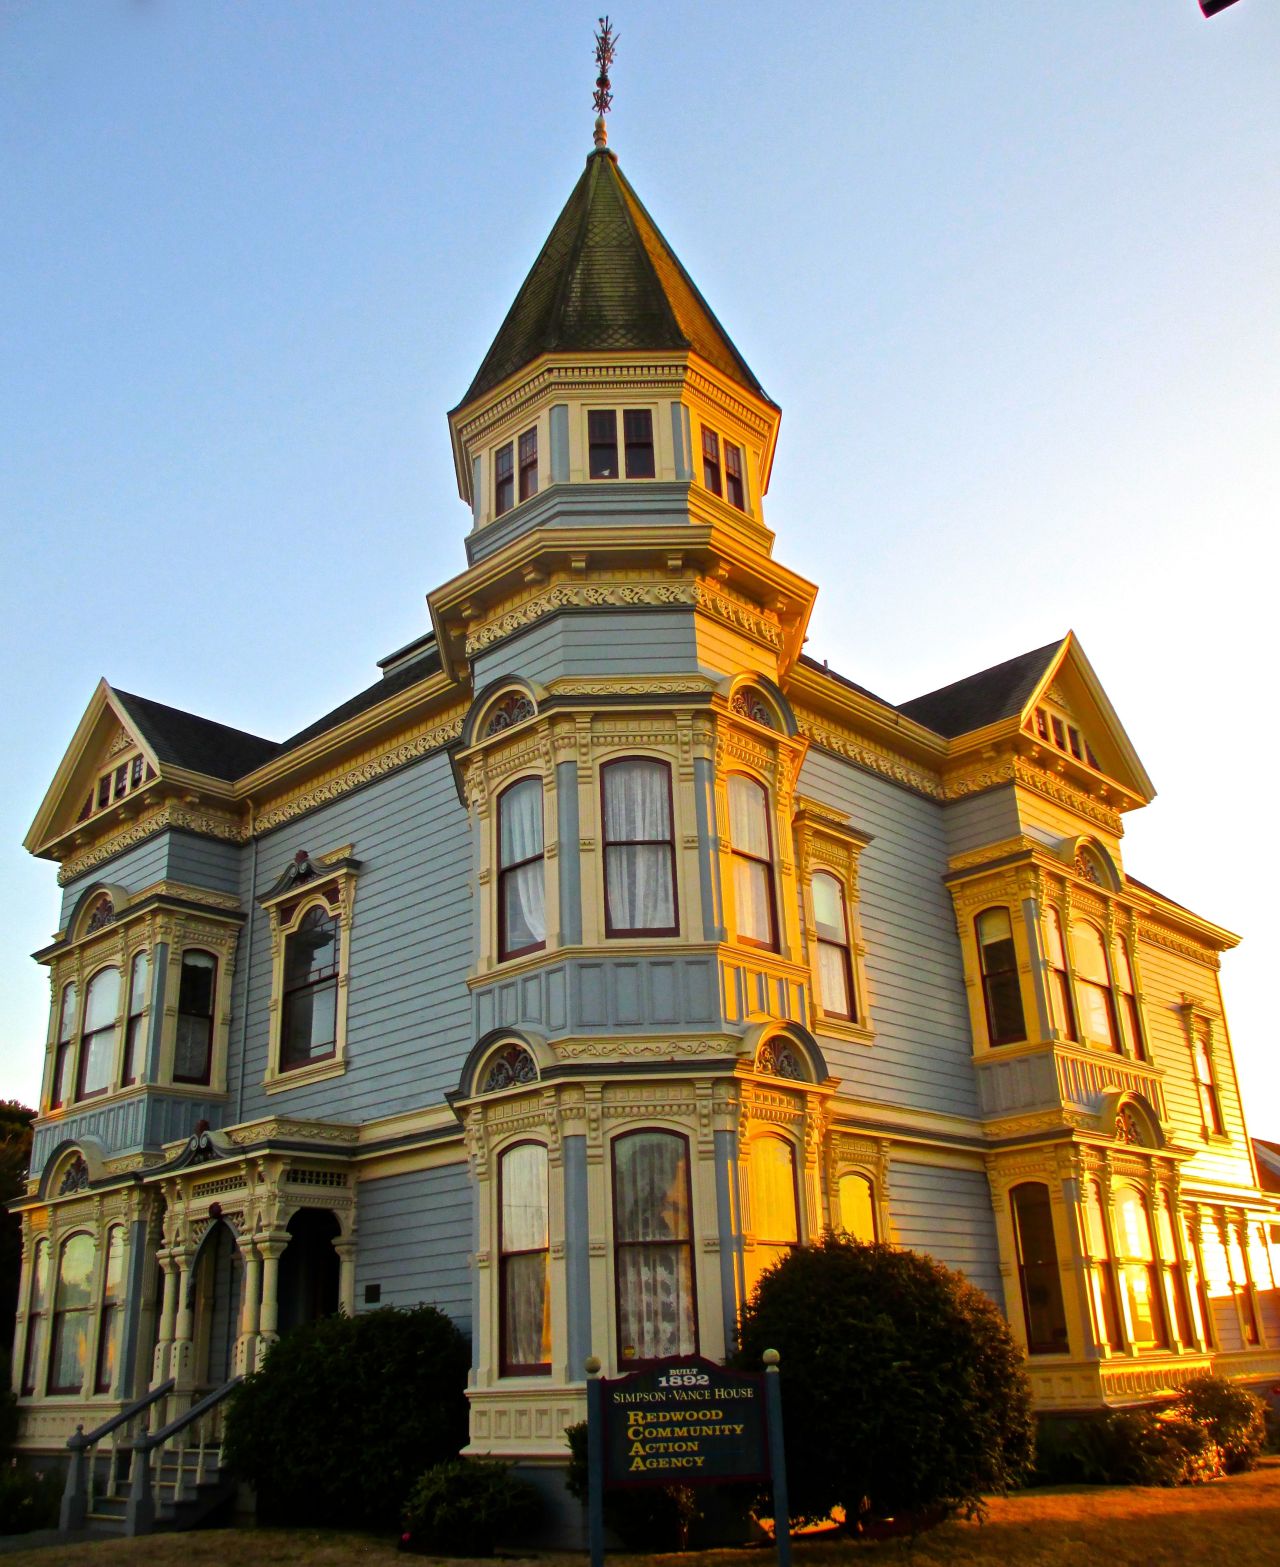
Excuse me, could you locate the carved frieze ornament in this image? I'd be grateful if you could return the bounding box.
[85,895,115,933]
[482,1044,538,1092]
[731,689,776,729]
[484,691,536,735]
[58,1155,91,1195]
[756,1040,805,1080]
[1114,1107,1144,1146]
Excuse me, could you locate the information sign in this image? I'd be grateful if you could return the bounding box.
[600,1356,768,1487]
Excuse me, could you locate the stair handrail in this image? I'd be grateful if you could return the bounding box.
[126,1374,243,1537]
[60,1379,176,1532]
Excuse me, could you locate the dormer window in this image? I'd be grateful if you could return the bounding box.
[80,752,156,823]
[1033,705,1100,770]
[588,408,653,479]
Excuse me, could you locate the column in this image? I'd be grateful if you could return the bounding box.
[151,1249,178,1387]
[235,1238,262,1375]
[334,1236,357,1318]
[169,1247,196,1391]
[257,1232,289,1346]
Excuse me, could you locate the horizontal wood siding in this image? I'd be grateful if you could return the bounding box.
[889,1159,1004,1307]
[59,833,175,927]
[801,748,980,1119]
[356,1163,472,1327]
[166,834,242,897]
[943,788,1020,857]
[233,749,474,1121]
[472,609,699,688]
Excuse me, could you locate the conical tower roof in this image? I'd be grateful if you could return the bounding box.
[457,148,773,409]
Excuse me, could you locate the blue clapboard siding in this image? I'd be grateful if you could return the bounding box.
[166,833,242,897]
[472,609,699,688]
[474,954,720,1038]
[29,1091,225,1173]
[58,833,177,928]
[943,787,1020,858]
[233,749,474,1122]
[355,1163,472,1327]
[800,748,980,1119]
[889,1160,1004,1308]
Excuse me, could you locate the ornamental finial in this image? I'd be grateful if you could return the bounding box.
[592,15,617,148]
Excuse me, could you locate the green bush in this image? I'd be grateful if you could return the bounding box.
[1092,1409,1217,1487]
[224,1306,470,1529]
[734,1236,1034,1531]
[400,1459,540,1556]
[564,1420,714,1551]
[1174,1375,1267,1474]
[0,1377,18,1460]
[0,1463,62,1534]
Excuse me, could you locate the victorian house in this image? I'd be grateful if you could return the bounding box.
[10,115,1280,1524]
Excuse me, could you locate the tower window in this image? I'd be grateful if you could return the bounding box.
[588,410,619,478]
[518,427,538,501]
[623,410,655,477]
[975,907,1025,1045]
[174,950,216,1085]
[1011,1182,1069,1354]
[494,442,515,516]
[702,428,721,495]
[724,440,745,509]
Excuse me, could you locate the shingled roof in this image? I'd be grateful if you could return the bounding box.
[113,690,279,781]
[457,148,771,409]
[896,639,1063,739]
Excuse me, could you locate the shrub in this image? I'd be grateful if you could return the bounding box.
[1174,1375,1267,1474]
[0,1464,62,1534]
[1087,1409,1217,1488]
[0,1378,18,1460]
[734,1236,1034,1530]
[563,1421,714,1551]
[224,1306,470,1529]
[400,1459,540,1556]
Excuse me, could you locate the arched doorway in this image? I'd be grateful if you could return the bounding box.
[278,1209,340,1334]
[192,1218,243,1388]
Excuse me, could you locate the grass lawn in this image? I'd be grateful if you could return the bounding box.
[4,1460,1278,1567]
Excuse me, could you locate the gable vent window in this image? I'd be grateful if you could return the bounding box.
[1034,706,1101,770]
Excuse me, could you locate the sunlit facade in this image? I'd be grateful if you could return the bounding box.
[10,128,1280,1501]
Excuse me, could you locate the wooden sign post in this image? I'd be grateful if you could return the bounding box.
[586,1352,790,1567]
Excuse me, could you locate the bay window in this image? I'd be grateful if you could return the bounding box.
[1010,1182,1069,1353]
[612,1130,696,1364]
[174,950,216,1085]
[749,1135,800,1287]
[76,967,119,1100]
[728,774,776,949]
[1113,936,1144,1059]
[1112,1186,1168,1350]
[601,758,677,936]
[1083,1179,1123,1350]
[20,1239,49,1395]
[813,872,856,1020]
[50,983,76,1109]
[1155,1192,1195,1347]
[122,949,149,1086]
[48,1232,95,1395]
[94,1226,124,1394]
[499,1143,551,1375]
[1045,906,1076,1040]
[1070,921,1118,1049]
[497,778,546,960]
[975,907,1025,1045]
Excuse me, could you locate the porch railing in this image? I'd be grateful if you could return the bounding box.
[125,1375,243,1536]
[61,1379,175,1531]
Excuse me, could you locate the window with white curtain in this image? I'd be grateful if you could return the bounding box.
[499,1142,551,1374]
[728,774,776,949]
[1113,1185,1169,1350]
[51,983,77,1109]
[1071,922,1119,1049]
[750,1135,800,1287]
[20,1239,49,1395]
[122,949,149,1086]
[812,872,856,1019]
[77,967,120,1100]
[48,1232,95,1395]
[612,1130,697,1363]
[498,778,546,960]
[94,1226,124,1394]
[602,758,677,936]
[837,1171,877,1242]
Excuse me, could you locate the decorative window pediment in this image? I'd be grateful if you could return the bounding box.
[480,1042,538,1094]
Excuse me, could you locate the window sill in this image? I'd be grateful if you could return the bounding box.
[264,1057,346,1094]
[812,1014,875,1047]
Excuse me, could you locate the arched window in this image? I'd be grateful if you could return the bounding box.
[1113,937,1144,1060]
[122,950,150,1087]
[1070,922,1118,1049]
[1082,1179,1122,1350]
[1155,1193,1194,1347]
[77,967,120,1100]
[174,950,216,1085]
[601,758,677,936]
[281,908,341,1071]
[1194,1026,1224,1135]
[728,775,776,950]
[1044,906,1075,1040]
[498,1143,551,1375]
[813,872,856,1020]
[976,908,1025,1045]
[1010,1183,1069,1354]
[51,983,77,1109]
[497,779,546,960]
[94,1226,124,1394]
[836,1172,877,1242]
[1113,1186,1168,1350]
[612,1131,696,1364]
[20,1239,49,1395]
[750,1136,800,1285]
[48,1233,95,1395]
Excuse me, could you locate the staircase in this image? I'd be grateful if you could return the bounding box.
[62,1376,242,1537]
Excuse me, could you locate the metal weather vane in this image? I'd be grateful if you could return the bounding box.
[592,16,617,145]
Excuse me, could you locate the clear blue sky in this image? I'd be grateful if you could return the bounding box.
[2,2,1276,1133]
